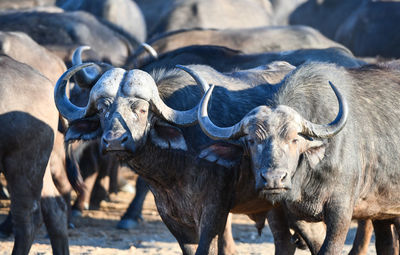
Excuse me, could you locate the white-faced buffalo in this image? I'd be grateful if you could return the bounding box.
[0,55,69,254]
[55,61,323,254]
[197,61,400,254]
[130,25,348,64]
[0,9,134,65]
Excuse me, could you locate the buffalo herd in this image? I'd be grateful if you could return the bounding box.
[1,0,400,254]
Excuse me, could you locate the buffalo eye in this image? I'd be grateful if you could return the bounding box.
[97,100,111,114]
[291,138,299,145]
[139,109,147,114]
[247,138,255,146]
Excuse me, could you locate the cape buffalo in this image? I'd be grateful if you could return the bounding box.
[197,61,400,254]
[0,9,134,65]
[57,0,147,43]
[130,25,348,65]
[0,55,69,254]
[130,45,364,72]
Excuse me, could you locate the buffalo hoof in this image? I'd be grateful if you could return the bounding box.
[71,209,82,218]
[116,218,140,230]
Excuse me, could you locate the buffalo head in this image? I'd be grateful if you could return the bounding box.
[54,60,208,156]
[196,76,348,195]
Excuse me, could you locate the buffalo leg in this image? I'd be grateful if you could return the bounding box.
[318,204,353,255]
[349,220,373,255]
[197,206,230,255]
[157,212,198,255]
[41,164,69,255]
[117,176,149,229]
[0,212,13,238]
[267,207,297,255]
[218,213,236,255]
[72,168,99,214]
[373,219,399,255]
[291,220,326,255]
[4,152,44,255]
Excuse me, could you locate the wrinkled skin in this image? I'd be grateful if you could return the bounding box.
[197,62,400,254]
[0,55,68,254]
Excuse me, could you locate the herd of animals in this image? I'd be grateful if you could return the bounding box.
[1,0,400,254]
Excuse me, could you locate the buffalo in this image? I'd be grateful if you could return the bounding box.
[130,25,348,65]
[0,9,134,65]
[0,55,69,254]
[197,61,400,254]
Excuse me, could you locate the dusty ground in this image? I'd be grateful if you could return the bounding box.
[0,172,376,255]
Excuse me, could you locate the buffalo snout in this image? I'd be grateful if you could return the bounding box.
[260,169,291,191]
[101,131,129,152]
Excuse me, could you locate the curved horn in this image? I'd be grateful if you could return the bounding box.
[301,81,348,138]
[149,66,210,126]
[198,85,246,140]
[54,63,96,122]
[141,42,158,59]
[175,65,210,92]
[71,46,113,89]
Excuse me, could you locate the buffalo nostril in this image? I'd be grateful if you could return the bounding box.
[121,135,128,144]
[281,172,287,181]
[260,172,267,181]
[102,137,109,145]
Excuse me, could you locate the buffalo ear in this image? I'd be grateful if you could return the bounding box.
[150,120,188,151]
[198,142,243,168]
[65,117,102,142]
[304,140,326,169]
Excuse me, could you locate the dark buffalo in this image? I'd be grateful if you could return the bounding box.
[290,0,400,58]
[0,9,133,65]
[57,0,147,43]
[197,61,400,254]
[335,1,400,58]
[289,0,365,39]
[132,45,364,72]
[0,55,68,254]
[55,61,317,254]
[130,25,348,65]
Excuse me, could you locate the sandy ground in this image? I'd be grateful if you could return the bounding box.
[0,172,377,255]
